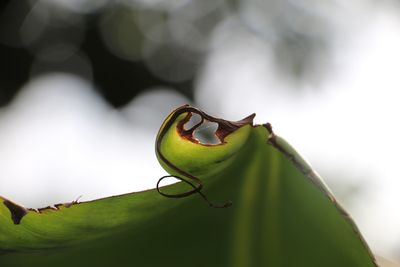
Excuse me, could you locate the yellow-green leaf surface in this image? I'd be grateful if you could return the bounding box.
[0,105,378,267]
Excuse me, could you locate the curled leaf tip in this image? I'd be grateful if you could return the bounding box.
[156,105,254,208]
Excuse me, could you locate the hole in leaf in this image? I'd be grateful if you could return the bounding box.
[183,113,202,131]
[193,121,221,145]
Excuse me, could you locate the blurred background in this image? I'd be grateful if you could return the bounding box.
[0,0,399,262]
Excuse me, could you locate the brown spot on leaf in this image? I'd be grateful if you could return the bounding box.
[3,199,28,225]
[215,113,256,142]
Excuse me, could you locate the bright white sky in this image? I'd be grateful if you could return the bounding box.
[0,81,189,206]
[197,5,400,261]
[0,2,399,262]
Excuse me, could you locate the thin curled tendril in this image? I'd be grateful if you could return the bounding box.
[156,105,232,208]
[156,175,232,208]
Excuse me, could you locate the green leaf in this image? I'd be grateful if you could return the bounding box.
[0,105,377,267]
